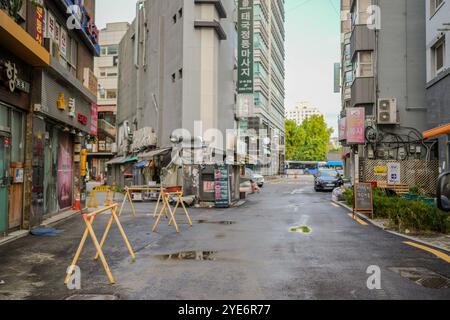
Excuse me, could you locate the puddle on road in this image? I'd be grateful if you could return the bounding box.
[156,251,218,261]
[197,220,236,225]
[389,267,450,289]
[289,226,312,234]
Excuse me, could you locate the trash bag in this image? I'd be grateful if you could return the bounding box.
[332,187,346,202]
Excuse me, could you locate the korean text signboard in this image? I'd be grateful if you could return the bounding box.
[354,183,373,218]
[346,108,365,144]
[215,165,230,208]
[35,5,44,45]
[388,163,401,184]
[237,0,254,94]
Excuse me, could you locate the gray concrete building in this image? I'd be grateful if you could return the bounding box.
[423,0,450,172]
[117,0,237,153]
[340,0,431,182]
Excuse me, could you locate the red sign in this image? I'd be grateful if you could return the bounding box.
[77,113,88,126]
[90,103,98,136]
[35,6,44,45]
[346,108,365,144]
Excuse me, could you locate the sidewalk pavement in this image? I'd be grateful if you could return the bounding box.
[333,200,450,253]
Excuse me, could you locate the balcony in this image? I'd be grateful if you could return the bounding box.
[351,77,375,107]
[350,25,375,59]
[98,119,117,139]
[0,10,49,66]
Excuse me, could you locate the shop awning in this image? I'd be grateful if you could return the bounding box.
[134,160,149,169]
[122,155,138,164]
[138,148,172,160]
[0,10,50,67]
[106,156,125,165]
[423,123,450,139]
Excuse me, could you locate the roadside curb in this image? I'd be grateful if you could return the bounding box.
[332,200,450,254]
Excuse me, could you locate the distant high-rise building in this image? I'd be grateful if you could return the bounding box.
[248,0,286,176]
[286,102,322,126]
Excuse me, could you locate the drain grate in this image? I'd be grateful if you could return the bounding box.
[156,251,217,261]
[197,220,236,225]
[389,267,450,289]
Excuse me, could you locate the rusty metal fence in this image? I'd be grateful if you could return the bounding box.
[360,160,439,195]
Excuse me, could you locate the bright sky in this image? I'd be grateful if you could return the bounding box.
[96,0,342,137]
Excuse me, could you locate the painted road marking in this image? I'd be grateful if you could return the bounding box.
[348,214,368,226]
[404,241,450,264]
[331,202,340,208]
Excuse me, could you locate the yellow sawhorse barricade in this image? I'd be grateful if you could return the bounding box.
[152,191,193,233]
[118,186,193,233]
[118,186,166,217]
[87,185,114,208]
[64,204,136,285]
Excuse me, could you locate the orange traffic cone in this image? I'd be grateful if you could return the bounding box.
[73,193,82,211]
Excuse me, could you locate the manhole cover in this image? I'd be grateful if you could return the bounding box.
[289,226,311,234]
[65,294,118,300]
[156,251,217,261]
[389,267,450,289]
[197,220,236,225]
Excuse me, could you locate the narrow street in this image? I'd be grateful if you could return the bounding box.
[0,177,449,300]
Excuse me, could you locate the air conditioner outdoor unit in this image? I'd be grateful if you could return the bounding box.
[377,98,398,125]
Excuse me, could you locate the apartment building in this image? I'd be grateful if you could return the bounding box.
[249,0,286,176]
[0,0,99,234]
[285,102,322,126]
[89,22,129,181]
[423,0,450,172]
[339,0,428,181]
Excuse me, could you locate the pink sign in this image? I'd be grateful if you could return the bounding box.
[338,117,347,141]
[346,108,365,144]
[57,134,73,209]
[90,103,98,136]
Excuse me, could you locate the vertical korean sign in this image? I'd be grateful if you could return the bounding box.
[35,2,44,46]
[90,103,98,136]
[346,108,365,144]
[237,0,254,94]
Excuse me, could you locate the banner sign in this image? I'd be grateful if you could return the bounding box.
[58,134,73,210]
[237,0,254,94]
[35,5,44,45]
[334,63,341,93]
[346,108,365,144]
[90,103,98,136]
[338,117,347,141]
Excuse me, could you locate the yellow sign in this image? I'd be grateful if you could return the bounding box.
[374,166,388,176]
[80,149,87,177]
[57,93,66,110]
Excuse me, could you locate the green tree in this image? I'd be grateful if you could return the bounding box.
[285,115,333,161]
[285,119,305,161]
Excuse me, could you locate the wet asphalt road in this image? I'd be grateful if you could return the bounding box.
[0,177,449,300]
